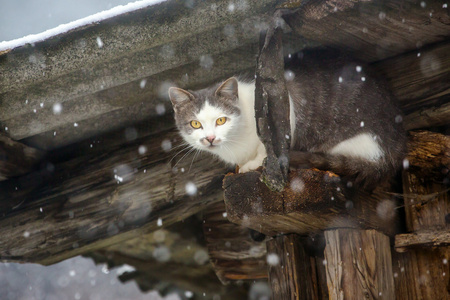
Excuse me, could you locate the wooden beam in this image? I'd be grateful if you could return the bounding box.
[404,101,450,131]
[254,20,290,192]
[203,202,268,283]
[395,231,450,252]
[223,169,398,236]
[267,234,320,300]
[374,41,450,116]
[0,129,228,265]
[0,133,44,181]
[324,229,395,299]
[283,0,450,62]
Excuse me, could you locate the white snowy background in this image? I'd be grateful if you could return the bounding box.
[0,1,180,299]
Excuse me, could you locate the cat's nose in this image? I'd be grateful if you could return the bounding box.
[205,136,215,144]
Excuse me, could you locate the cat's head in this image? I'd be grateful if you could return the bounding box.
[169,77,241,152]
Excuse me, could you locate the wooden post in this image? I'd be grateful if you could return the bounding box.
[393,131,449,300]
[324,229,395,300]
[267,234,319,300]
[254,14,290,192]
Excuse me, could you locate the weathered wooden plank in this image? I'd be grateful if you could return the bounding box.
[254,19,291,192]
[0,129,228,265]
[395,231,450,252]
[223,169,398,236]
[283,0,450,62]
[324,229,395,300]
[374,41,450,116]
[267,234,319,300]
[203,202,268,283]
[392,248,450,300]
[0,0,285,93]
[404,102,450,130]
[0,133,44,181]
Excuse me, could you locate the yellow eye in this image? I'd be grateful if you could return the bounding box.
[190,120,202,129]
[216,117,227,126]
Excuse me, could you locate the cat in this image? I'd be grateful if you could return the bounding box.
[168,51,407,189]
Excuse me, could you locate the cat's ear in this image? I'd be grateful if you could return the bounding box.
[168,87,195,106]
[215,77,238,99]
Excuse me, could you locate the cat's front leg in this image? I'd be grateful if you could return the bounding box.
[239,143,267,173]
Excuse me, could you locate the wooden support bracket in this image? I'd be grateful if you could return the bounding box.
[223,169,398,237]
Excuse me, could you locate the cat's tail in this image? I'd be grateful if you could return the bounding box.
[289,151,401,190]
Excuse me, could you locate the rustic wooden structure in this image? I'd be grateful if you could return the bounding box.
[0,0,449,299]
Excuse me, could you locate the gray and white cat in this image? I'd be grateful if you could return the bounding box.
[169,52,406,189]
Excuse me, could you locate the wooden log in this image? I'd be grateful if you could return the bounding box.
[374,41,450,117]
[395,231,450,252]
[324,229,395,300]
[0,129,228,265]
[254,19,291,192]
[283,0,450,62]
[267,234,319,300]
[392,248,450,300]
[223,169,398,236]
[404,130,450,178]
[203,202,268,283]
[0,133,44,181]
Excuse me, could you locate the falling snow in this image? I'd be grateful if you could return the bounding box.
[155,103,166,115]
[185,182,197,196]
[138,145,147,155]
[53,103,62,114]
[290,177,305,193]
[160,139,172,152]
[193,249,209,265]
[96,36,104,48]
[266,253,280,266]
[284,70,295,81]
[152,245,171,262]
[140,79,147,89]
[403,158,410,170]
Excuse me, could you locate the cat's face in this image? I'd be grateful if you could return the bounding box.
[169,77,241,152]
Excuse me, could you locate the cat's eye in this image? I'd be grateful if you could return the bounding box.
[190,120,202,129]
[216,117,227,126]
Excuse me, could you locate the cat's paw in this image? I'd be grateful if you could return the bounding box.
[239,159,263,173]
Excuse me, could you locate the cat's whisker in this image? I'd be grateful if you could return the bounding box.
[169,144,193,165]
[174,147,197,168]
[188,149,201,173]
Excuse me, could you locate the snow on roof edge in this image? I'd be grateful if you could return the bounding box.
[0,0,167,52]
